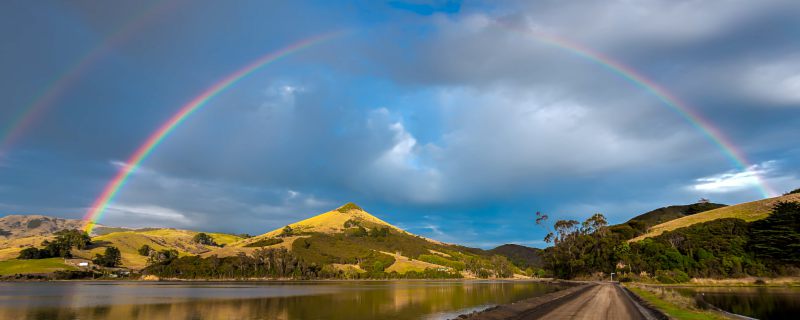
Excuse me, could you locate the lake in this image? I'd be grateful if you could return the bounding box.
[674,286,800,320]
[0,280,564,320]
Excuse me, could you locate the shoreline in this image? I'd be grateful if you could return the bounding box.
[0,277,558,283]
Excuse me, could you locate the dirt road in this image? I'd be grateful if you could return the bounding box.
[461,282,661,320]
[529,282,645,319]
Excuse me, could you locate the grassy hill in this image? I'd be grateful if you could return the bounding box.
[1,204,519,278]
[72,229,242,269]
[199,203,518,278]
[627,202,726,230]
[631,193,800,242]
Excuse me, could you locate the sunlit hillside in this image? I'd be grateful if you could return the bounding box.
[631,193,800,242]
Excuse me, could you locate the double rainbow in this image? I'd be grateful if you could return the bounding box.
[83,26,775,233]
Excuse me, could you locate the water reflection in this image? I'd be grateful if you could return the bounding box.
[0,281,564,319]
[675,286,800,320]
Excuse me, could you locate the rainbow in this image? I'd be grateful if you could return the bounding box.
[0,1,180,156]
[499,22,776,198]
[82,32,342,233]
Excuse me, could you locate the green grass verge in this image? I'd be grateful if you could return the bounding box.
[0,258,77,275]
[626,285,726,320]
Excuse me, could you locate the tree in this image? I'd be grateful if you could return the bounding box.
[279,226,294,237]
[54,229,91,250]
[138,245,152,256]
[192,233,218,246]
[749,201,800,264]
[18,247,43,259]
[94,246,122,267]
[147,249,179,265]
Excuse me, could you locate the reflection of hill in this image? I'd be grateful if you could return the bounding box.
[0,281,565,320]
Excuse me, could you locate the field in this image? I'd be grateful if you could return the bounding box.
[0,258,77,275]
[631,193,800,242]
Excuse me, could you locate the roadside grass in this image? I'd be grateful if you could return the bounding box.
[626,285,726,320]
[0,258,77,275]
[632,193,800,241]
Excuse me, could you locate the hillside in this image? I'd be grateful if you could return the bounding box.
[631,193,800,242]
[627,202,726,230]
[489,244,543,269]
[0,214,244,270]
[191,203,520,279]
[0,215,108,238]
[1,205,520,278]
[73,229,242,269]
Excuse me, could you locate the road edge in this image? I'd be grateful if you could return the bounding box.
[619,283,670,320]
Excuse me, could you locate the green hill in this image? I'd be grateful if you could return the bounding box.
[183,203,519,279]
[631,193,800,242]
[489,244,544,269]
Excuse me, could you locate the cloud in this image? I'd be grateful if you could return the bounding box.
[741,56,800,106]
[104,204,193,227]
[691,161,800,196]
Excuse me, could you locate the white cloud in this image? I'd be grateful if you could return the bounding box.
[691,161,799,197]
[105,203,193,227]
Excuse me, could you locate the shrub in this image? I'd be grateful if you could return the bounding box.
[243,238,284,247]
[655,269,690,284]
[26,219,43,229]
[94,246,122,267]
[192,233,218,246]
[279,226,294,237]
[138,245,152,256]
[18,247,43,259]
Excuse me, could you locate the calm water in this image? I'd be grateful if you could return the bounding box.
[0,280,564,320]
[675,286,800,320]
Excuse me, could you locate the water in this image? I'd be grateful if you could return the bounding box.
[0,280,564,319]
[675,286,800,320]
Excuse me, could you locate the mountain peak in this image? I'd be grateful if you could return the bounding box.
[336,202,364,213]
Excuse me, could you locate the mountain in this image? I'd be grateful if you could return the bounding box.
[631,192,800,242]
[489,244,543,269]
[0,215,94,239]
[199,203,517,278]
[0,214,243,270]
[0,204,521,278]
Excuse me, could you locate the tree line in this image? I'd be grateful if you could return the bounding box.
[536,201,800,281]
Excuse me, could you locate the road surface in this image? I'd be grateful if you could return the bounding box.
[461,282,660,320]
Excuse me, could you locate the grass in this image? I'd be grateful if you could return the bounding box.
[626,285,727,320]
[382,251,443,274]
[0,258,77,275]
[71,229,244,269]
[632,193,800,242]
[255,203,402,239]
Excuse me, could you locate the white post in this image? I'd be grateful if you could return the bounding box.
[610,272,615,282]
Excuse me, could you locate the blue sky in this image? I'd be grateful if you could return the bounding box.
[1,0,799,248]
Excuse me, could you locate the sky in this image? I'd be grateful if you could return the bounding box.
[1,0,799,248]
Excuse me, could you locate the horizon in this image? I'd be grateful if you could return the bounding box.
[2,1,799,249]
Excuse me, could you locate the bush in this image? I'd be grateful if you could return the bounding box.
[138,245,152,256]
[94,246,122,267]
[279,226,294,237]
[243,238,284,247]
[655,269,690,284]
[18,247,43,259]
[192,233,218,246]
